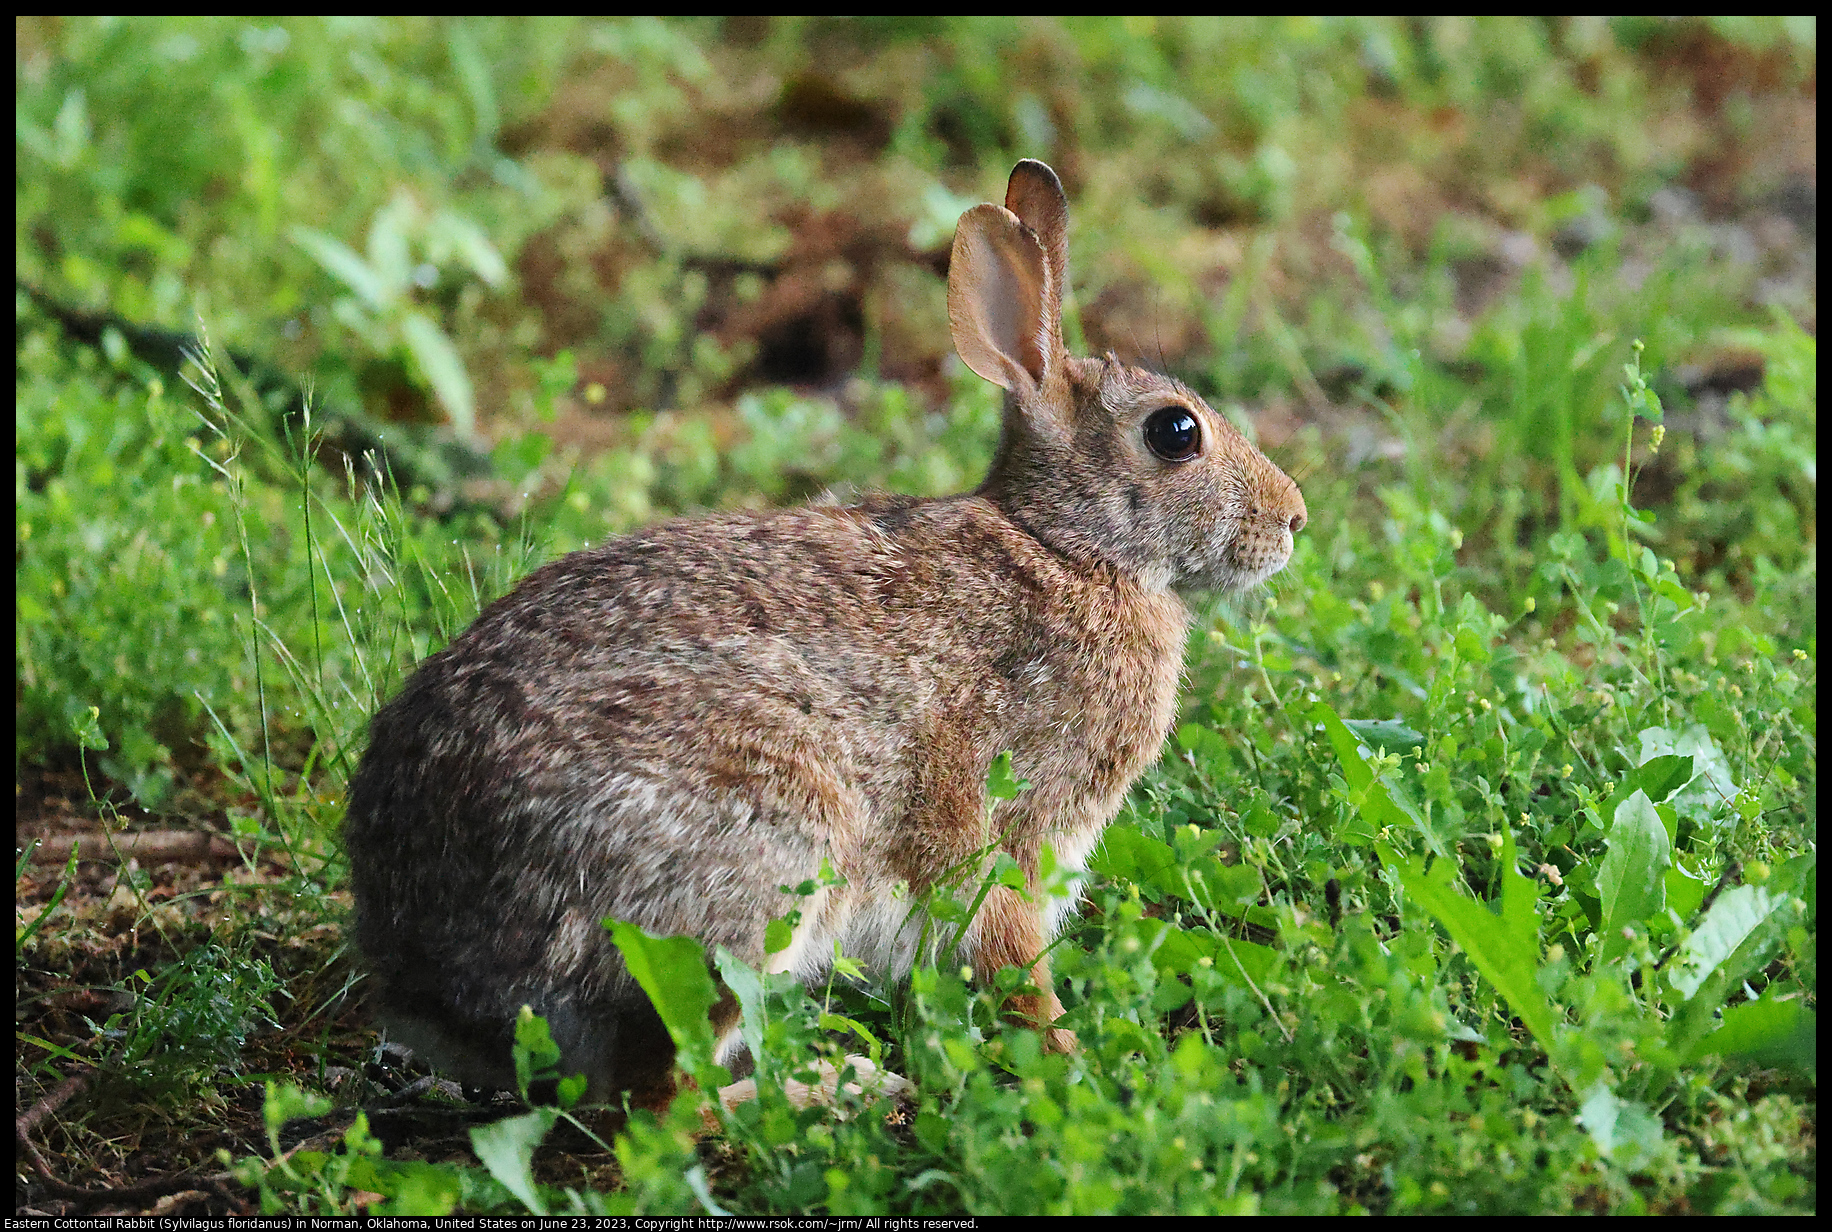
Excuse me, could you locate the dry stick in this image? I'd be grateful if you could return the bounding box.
[26,831,245,867]
[15,1069,351,1209]
[22,1151,239,1208]
[16,1071,89,1141]
[18,1072,235,1206]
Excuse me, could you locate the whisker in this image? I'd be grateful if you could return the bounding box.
[1152,287,1168,375]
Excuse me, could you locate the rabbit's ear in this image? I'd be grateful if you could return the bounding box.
[948,203,1056,392]
[1005,159,1069,323]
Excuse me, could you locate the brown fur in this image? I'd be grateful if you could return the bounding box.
[343,160,1306,1101]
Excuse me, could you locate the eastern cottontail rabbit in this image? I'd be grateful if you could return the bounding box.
[344,160,1306,1105]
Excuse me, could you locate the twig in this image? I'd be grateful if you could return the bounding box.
[16,1069,246,1209]
[25,830,245,867]
[17,1071,89,1139]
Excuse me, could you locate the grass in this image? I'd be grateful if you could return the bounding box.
[15,16,1816,1216]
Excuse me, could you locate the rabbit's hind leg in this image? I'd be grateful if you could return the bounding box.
[964,881,1077,1053]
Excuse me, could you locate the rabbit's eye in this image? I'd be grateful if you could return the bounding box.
[1143,406,1201,462]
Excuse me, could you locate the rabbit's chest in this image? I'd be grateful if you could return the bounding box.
[990,597,1187,828]
[1064,645,1180,802]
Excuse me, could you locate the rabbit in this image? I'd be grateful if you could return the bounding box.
[343,159,1307,1108]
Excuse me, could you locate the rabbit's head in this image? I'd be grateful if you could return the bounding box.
[951,160,1306,594]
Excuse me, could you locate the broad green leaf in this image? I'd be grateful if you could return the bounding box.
[366,195,416,295]
[1381,827,1556,1045]
[1666,884,1791,1002]
[349,1158,463,1217]
[763,915,794,955]
[990,850,1027,889]
[1131,915,1277,991]
[1177,721,1235,775]
[714,945,768,1065]
[1663,859,1707,923]
[1597,790,1670,962]
[1092,825,1267,923]
[1213,934,1279,992]
[1171,822,1226,862]
[1237,788,1280,839]
[71,704,109,752]
[261,1082,331,1137]
[1654,577,1696,612]
[1637,725,1736,830]
[1600,755,1692,834]
[1770,850,1816,902]
[1342,718,1426,753]
[1182,859,1265,920]
[510,1005,562,1096]
[1689,993,1815,1074]
[1314,702,1373,792]
[291,226,390,310]
[817,1012,883,1063]
[432,210,509,286]
[1576,1081,1664,1166]
[1641,386,1664,421]
[1453,593,1499,662]
[469,1108,558,1215]
[926,893,969,926]
[1090,824,1178,894]
[1100,1015,1160,1057]
[400,310,476,438]
[1313,701,1448,855]
[1666,883,1801,1056]
[986,749,1030,801]
[557,1073,589,1108]
[608,920,719,1063]
[1453,626,1492,663]
[1630,754,1694,807]
[1331,803,1379,848]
